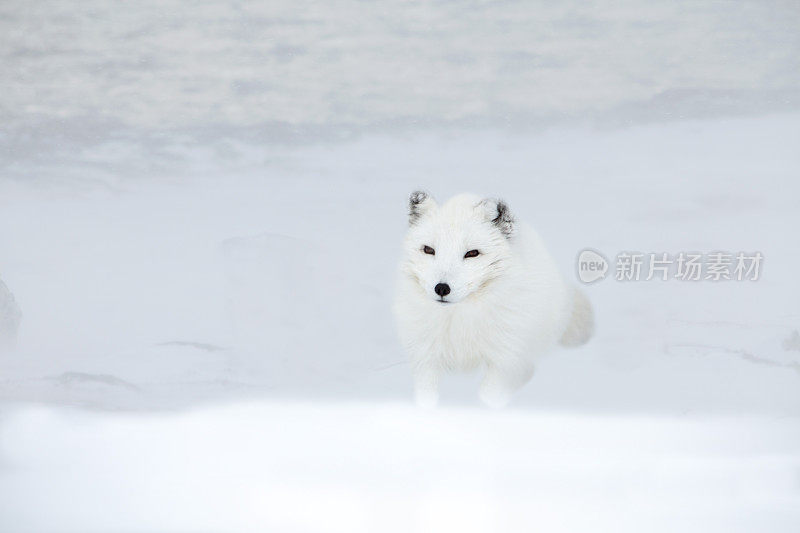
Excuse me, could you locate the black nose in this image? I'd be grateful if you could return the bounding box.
[434,283,451,297]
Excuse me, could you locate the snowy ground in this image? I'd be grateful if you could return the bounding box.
[1,1,800,532]
[1,115,799,414]
[2,403,800,533]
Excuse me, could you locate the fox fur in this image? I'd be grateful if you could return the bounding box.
[394,192,593,407]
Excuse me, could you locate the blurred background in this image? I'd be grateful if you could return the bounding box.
[1,2,799,531]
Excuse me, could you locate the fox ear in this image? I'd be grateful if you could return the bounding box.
[409,191,436,224]
[481,198,514,237]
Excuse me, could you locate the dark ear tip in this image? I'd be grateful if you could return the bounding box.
[493,200,508,221]
[409,190,428,206]
[490,199,515,237]
[408,190,431,224]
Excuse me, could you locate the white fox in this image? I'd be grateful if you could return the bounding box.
[394,192,593,407]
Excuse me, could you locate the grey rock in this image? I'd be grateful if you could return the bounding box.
[0,278,22,349]
[783,330,800,352]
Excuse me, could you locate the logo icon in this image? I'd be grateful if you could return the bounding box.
[577,249,608,283]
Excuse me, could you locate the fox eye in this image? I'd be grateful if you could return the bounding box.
[422,245,435,255]
[464,249,480,258]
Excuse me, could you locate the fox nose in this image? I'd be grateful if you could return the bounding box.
[434,283,451,297]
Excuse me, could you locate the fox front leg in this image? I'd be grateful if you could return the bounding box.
[479,358,534,408]
[412,362,441,408]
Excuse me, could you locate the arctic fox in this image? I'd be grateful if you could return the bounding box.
[394,192,593,407]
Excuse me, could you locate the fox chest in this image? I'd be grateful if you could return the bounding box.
[425,310,515,370]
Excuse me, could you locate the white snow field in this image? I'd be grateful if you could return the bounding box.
[2,403,799,533]
[1,1,800,532]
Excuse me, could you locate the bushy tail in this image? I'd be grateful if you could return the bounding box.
[560,287,594,347]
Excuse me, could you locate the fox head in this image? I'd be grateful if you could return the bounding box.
[401,191,515,304]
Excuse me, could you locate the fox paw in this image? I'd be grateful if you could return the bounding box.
[414,388,439,409]
[479,386,512,408]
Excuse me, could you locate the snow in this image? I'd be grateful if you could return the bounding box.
[2,403,800,533]
[2,116,798,414]
[1,1,800,531]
